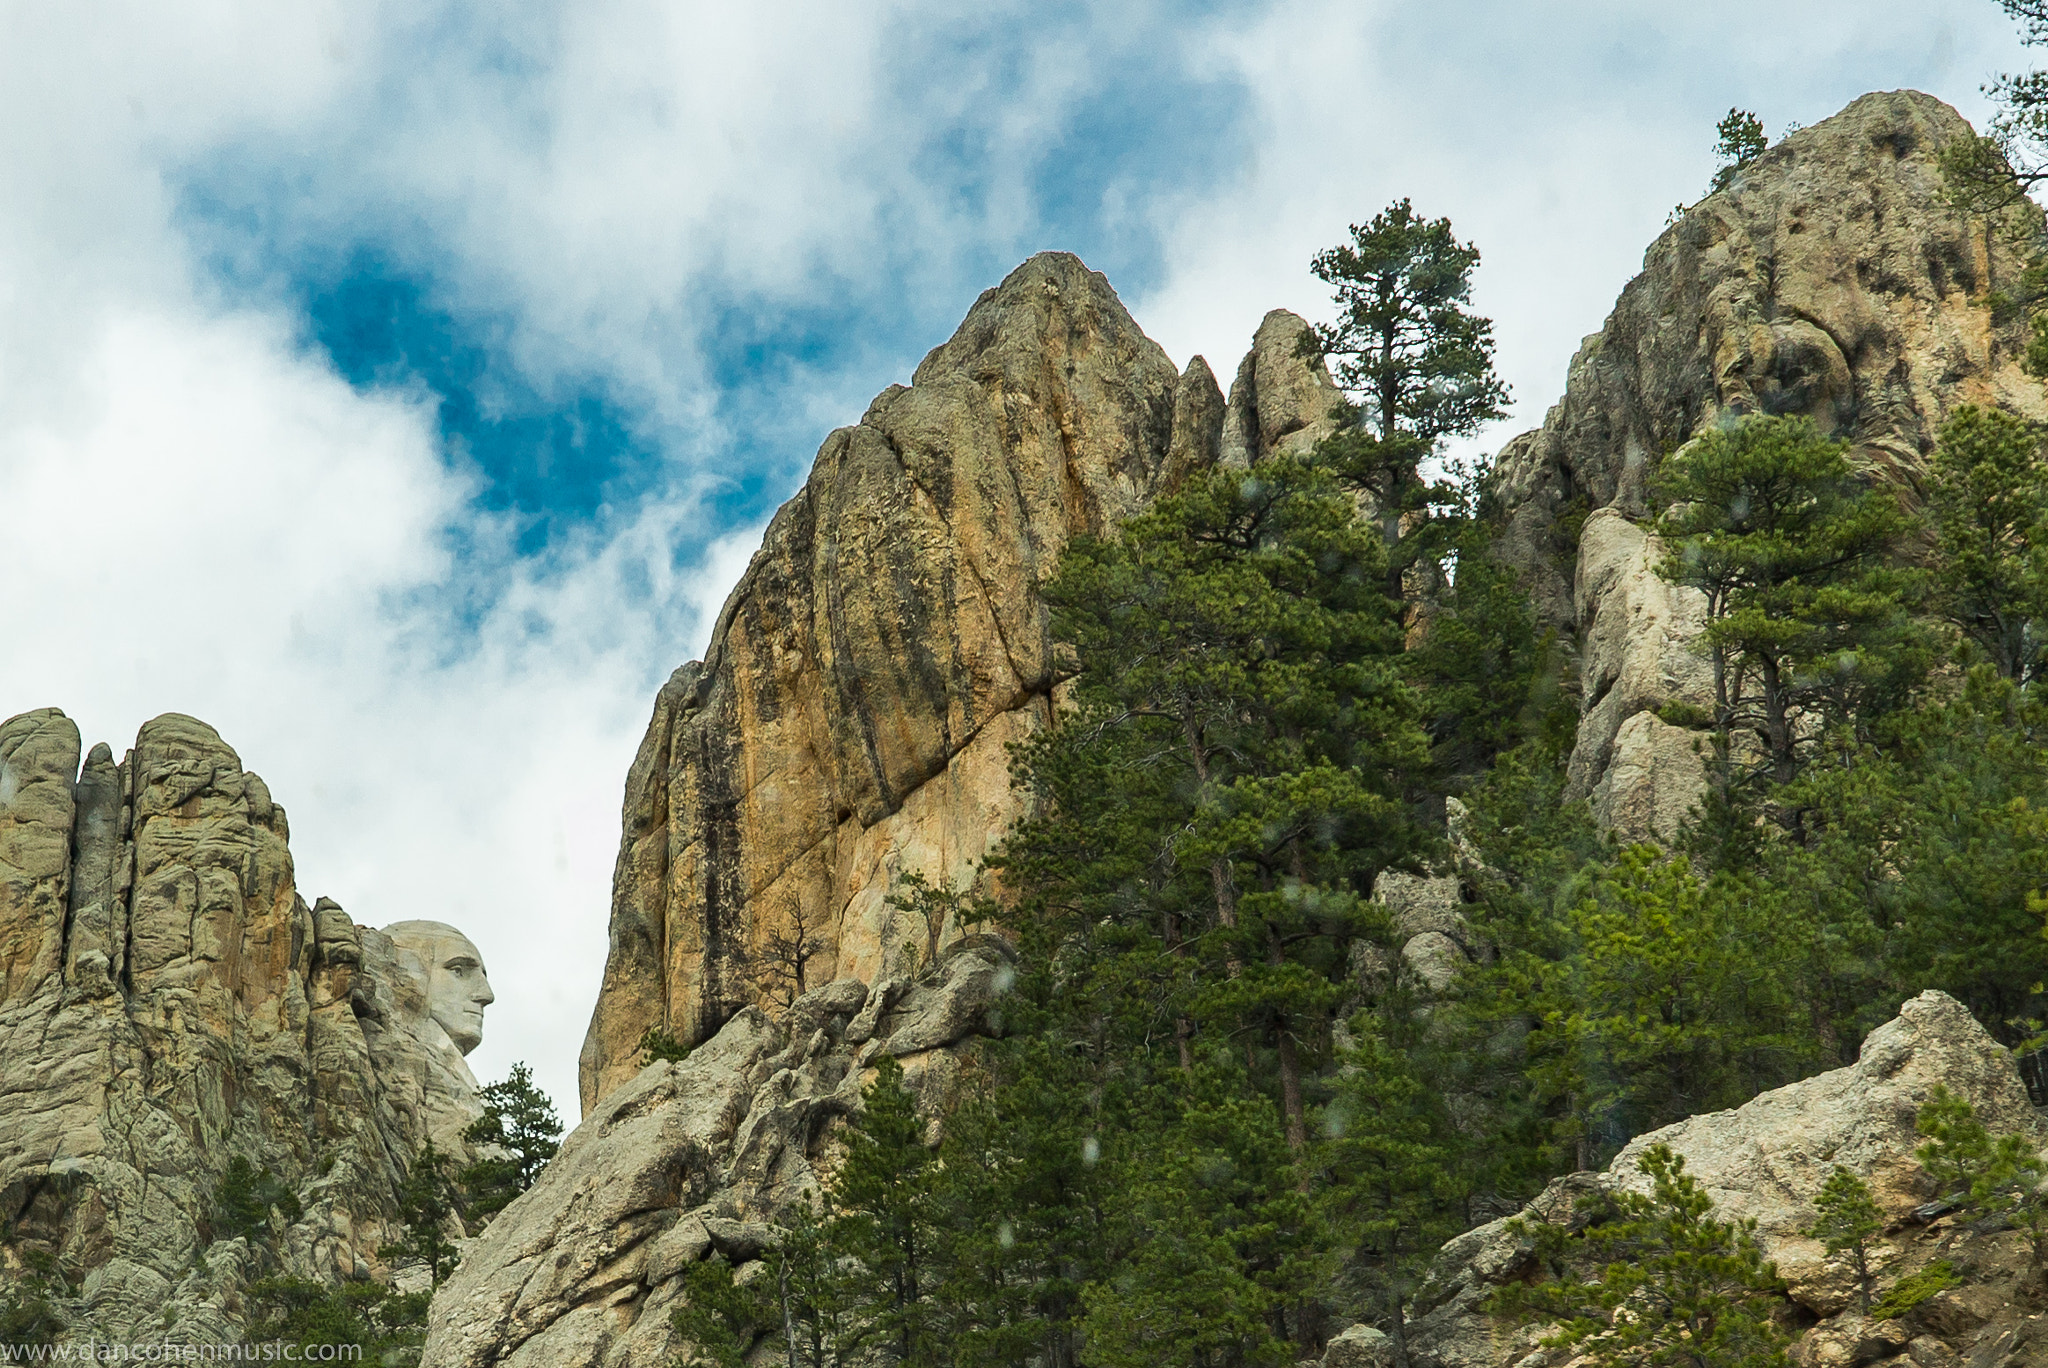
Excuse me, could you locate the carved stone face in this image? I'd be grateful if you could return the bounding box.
[383,920,495,1055]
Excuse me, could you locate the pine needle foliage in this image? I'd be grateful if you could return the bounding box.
[1305,200,1510,597]
[1493,1144,1791,1368]
[1654,415,1924,793]
[460,1062,564,1222]
[380,1141,461,1287]
[1806,1167,1884,1313]
[1928,406,2048,686]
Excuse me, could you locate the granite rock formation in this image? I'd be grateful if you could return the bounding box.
[425,946,1009,1368]
[578,252,1344,1112]
[0,708,487,1341]
[1401,990,2042,1368]
[1487,90,2048,839]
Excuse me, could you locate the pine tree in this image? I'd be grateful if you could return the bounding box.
[1520,847,1814,1167]
[828,1055,941,1365]
[460,1062,564,1222]
[1872,673,2048,1041]
[925,1023,1109,1368]
[1007,455,1428,1155]
[245,1277,427,1366]
[381,1141,461,1287]
[669,1255,778,1368]
[211,1155,302,1246]
[1806,1167,1883,1313]
[1941,2,2048,213]
[1654,415,1923,793]
[1928,406,2048,685]
[1317,1017,1467,1368]
[1494,1143,1791,1368]
[1081,1069,1316,1368]
[1710,109,1768,192]
[765,1201,856,1368]
[1306,201,1510,600]
[0,1251,66,1359]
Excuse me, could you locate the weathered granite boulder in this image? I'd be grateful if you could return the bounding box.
[425,949,1011,1368]
[1403,990,2038,1368]
[1486,91,2048,834]
[0,708,489,1342]
[577,251,1343,1113]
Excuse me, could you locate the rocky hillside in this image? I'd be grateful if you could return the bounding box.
[1406,991,2047,1368]
[0,709,486,1341]
[577,251,1348,1112]
[1487,89,2048,839]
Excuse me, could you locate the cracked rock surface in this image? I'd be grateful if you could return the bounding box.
[428,947,1010,1368]
[1485,91,2048,837]
[0,708,483,1343]
[578,250,1343,1112]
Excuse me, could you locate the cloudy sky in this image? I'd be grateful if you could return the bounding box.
[1,0,2029,1117]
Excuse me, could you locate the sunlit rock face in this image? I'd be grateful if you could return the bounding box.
[577,251,1348,1113]
[1485,90,2048,839]
[0,708,487,1343]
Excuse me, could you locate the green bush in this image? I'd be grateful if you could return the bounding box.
[1871,1261,1958,1320]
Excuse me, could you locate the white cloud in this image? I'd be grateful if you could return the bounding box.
[1,0,2039,1123]
[1135,0,2032,470]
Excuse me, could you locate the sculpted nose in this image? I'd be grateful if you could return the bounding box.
[476,974,496,1007]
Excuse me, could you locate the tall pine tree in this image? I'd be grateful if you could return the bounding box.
[1306,201,1510,601]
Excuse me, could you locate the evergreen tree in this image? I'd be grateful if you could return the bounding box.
[765,1201,856,1368]
[0,1250,66,1359]
[381,1141,461,1287]
[1806,1167,1883,1313]
[925,1024,1109,1368]
[1942,2,2048,214]
[1927,405,2048,685]
[1654,414,1923,794]
[460,1062,564,1222]
[669,1255,778,1368]
[1519,847,1814,1167]
[1007,455,1427,1154]
[1913,1084,2039,1209]
[1873,673,2048,1043]
[1317,1017,1466,1368]
[246,1276,428,1367]
[1081,1068,1317,1368]
[1494,1144,1791,1368]
[1306,201,1510,600]
[1404,490,1568,785]
[211,1155,302,1246]
[1710,109,1768,191]
[827,1055,941,1365]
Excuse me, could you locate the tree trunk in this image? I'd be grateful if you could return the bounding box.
[1269,923,1309,1153]
[1759,654,1797,785]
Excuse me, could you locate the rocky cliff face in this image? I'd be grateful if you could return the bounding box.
[1488,90,2048,838]
[0,708,483,1341]
[578,251,1345,1112]
[426,949,1007,1368]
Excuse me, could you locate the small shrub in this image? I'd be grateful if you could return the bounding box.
[212,1155,302,1245]
[640,1026,691,1066]
[1871,1260,1958,1320]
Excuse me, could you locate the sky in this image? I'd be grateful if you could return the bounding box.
[0,0,2031,1119]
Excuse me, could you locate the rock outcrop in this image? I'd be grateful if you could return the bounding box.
[1404,990,2043,1368]
[1487,90,2048,838]
[578,252,1345,1113]
[426,945,1010,1368]
[0,708,487,1342]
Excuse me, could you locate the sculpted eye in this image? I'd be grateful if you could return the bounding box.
[445,958,479,973]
